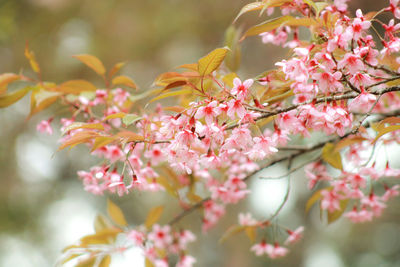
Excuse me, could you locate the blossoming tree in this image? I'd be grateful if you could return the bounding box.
[2,0,400,266]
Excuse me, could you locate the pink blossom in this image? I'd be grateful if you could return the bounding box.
[337,53,364,74]
[344,207,373,223]
[231,78,253,100]
[227,99,246,119]
[36,119,53,135]
[348,91,377,112]
[148,224,173,248]
[321,189,341,212]
[285,226,304,245]
[177,255,196,267]
[238,212,258,226]
[195,100,220,125]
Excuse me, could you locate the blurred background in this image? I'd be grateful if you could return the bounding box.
[1,0,400,266]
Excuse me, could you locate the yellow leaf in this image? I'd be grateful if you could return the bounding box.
[376,116,400,130]
[107,199,127,227]
[219,225,246,244]
[109,62,125,78]
[177,63,198,71]
[62,122,105,135]
[245,226,257,242]
[242,16,317,40]
[99,255,111,267]
[145,258,155,267]
[112,75,137,89]
[58,130,100,150]
[334,136,366,152]
[73,54,106,76]
[57,80,97,94]
[327,199,349,224]
[305,188,328,213]
[322,142,343,170]
[198,47,229,76]
[103,112,126,121]
[0,73,20,94]
[28,95,58,119]
[91,136,115,152]
[115,130,145,142]
[24,43,40,73]
[373,125,400,143]
[234,2,264,22]
[163,106,186,114]
[145,206,164,229]
[94,214,114,233]
[75,256,96,267]
[0,87,31,108]
[80,228,123,245]
[148,88,192,104]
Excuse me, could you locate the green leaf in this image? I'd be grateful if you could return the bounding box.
[145,206,164,229]
[241,16,317,40]
[107,199,127,227]
[322,142,343,170]
[198,47,229,76]
[122,114,142,126]
[73,54,106,76]
[0,87,31,108]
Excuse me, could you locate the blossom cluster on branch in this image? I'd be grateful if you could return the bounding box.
[2,0,400,266]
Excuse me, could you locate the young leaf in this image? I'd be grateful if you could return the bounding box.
[99,255,111,267]
[234,2,264,22]
[373,125,400,143]
[305,188,326,213]
[24,43,40,73]
[0,73,20,94]
[245,226,257,242]
[57,80,97,94]
[80,228,123,245]
[112,75,137,89]
[94,214,114,233]
[91,136,115,152]
[327,199,349,224]
[322,142,343,170]
[58,130,100,150]
[0,87,31,108]
[109,62,125,78]
[334,136,366,152]
[103,112,126,120]
[62,122,105,135]
[145,258,155,267]
[107,199,128,227]
[115,131,145,142]
[177,63,198,71]
[122,114,142,126]
[219,225,246,244]
[148,88,192,104]
[145,205,164,229]
[73,54,106,76]
[241,16,317,40]
[198,47,229,76]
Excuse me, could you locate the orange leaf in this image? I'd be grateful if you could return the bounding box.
[0,73,20,94]
[24,43,40,73]
[112,75,137,89]
[73,54,106,76]
[62,122,105,135]
[115,131,145,142]
[109,62,125,78]
[57,80,97,94]
[58,130,100,150]
[107,199,127,227]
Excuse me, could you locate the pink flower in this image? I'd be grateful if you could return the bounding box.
[266,243,289,259]
[285,226,304,245]
[337,53,364,74]
[231,78,253,100]
[321,189,341,212]
[148,224,173,248]
[250,241,269,256]
[36,119,53,135]
[238,212,258,226]
[344,206,373,223]
[348,91,377,112]
[177,255,196,267]
[195,100,220,125]
[227,99,246,119]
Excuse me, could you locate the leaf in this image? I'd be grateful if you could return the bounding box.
[245,226,257,242]
[322,142,343,170]
[103,112,126,121]
[73,54,106,76]
[109,62,125,78]
[234,2,264,22]
[99,255,111,267]
[112,75,137,89]
[241,16,317,40]
[163,106,186,113]
[107,199,127,227]
[163,80,188,91]
[57,80,97,94]
[0,73,20,94]
[198,47,229,76]
[177,63,198,71]
[91,136,115,152]
[148,88,192,104]
[80,228,123,245]
[0,87,31,108]
[334,136,366,152]
[115,130,145,142]
[219,225,246,244]
[145,206,164,229]
[327,199,349,224]
[75,256,96,267]
[94,214,114,233]
[224,26,241,72]
[145,258,155,267]
[28,95,58,118]
[25,43,40,73]
[122,114,142,126]
[62,122,105,135]
[305,188,326,213]
[373,125,400,143]
[58,130,100,150]
[156,176,178,198]
[376,116,400,131]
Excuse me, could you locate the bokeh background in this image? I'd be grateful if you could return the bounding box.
[1,0,400,266]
